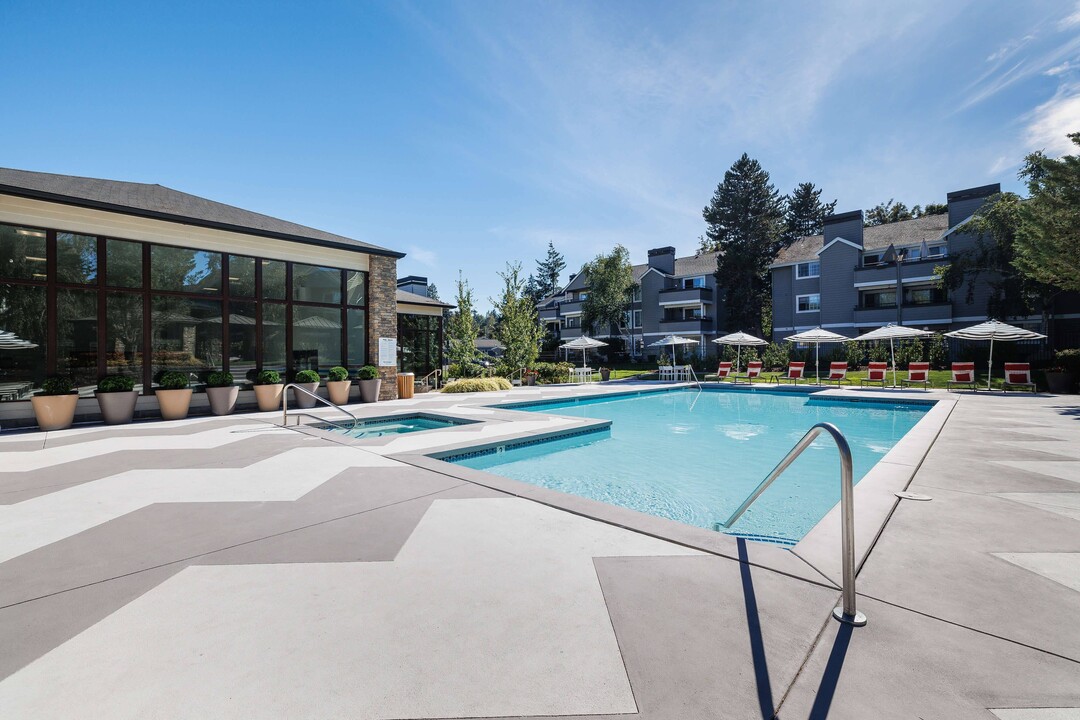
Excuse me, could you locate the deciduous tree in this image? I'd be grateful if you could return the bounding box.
[581,245,635,336]
[446,272,480,368]
[1014,133,1080,292]
[493,262,543,372]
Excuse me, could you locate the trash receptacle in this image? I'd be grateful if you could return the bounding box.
[397,372,415,399]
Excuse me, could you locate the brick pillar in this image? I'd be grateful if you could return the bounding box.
[368,254,399,400]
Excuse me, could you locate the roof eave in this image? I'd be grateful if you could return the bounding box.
[0,184,407,259]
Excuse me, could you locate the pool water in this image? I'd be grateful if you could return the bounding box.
[452,389,929,544]
[324,415,465,438]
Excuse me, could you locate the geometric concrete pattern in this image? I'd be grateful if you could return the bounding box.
[0,499,698,719]
[2,383,1079,719]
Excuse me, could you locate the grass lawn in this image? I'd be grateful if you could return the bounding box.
[714,368,1017,391]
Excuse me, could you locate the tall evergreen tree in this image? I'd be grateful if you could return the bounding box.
[446,272,480,368]
[522,273,544,305]
[703,154,784,333]
[493,262,544,372]
[535,242,567,299]
[782,182,836,244]
[1014,133,1080,292]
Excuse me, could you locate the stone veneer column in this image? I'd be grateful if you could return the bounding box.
[368,254,399,401]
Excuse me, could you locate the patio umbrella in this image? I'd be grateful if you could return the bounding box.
[712,331,768,373]
[648,334,700,365]
[784,327,850,384]
[847,324,934,387]
[945,320,1046,390]
[559,335,607,368]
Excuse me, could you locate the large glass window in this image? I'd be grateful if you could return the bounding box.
[106,292,143,382]
[151,246,222,294]
[151,296,222,382]
[0,283,47,399]
[293,305,342,370]
[293,264,342,304]
[55,288,99,394]
[261,303,287,372]
[228,255,256,298]
[106,238,143,288]
[262,260,286,300]
[0,225,47,281]
[228,301,258,382]
[348,308,367,367]
[56,233,98,285]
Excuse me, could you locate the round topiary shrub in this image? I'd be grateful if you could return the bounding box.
[327,366,349,382]
[97,375,136,393]
[158,371,190,390]
[356,365,379,381]
[255,370,282,385]
[294,369,321,384]
[40,376,75,395]
[206,371,234,388]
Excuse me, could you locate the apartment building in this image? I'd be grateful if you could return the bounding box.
[538,246,723,359]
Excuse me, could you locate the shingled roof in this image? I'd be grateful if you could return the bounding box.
[772,214,951,267]
[396,288,454,309]
[0,167,403,258]
[631,250,719,281]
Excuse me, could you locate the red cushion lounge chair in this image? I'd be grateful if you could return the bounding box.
[776,361,805,385]
[860,361,888,387]
[900,362,931,390]
[824,361,850,386]
[1003,363,1036,393]
[946,362,978,391]
[707,361,733,382]
[733,361,763,385]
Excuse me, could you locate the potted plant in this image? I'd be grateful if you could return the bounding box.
[96,375,139,425]
[599,367,611,382]
[326,366,352,405]
[205,370,238,415]
[357,365,381,403]
[292,369,321,409]
[156,371,193,420]
[1044,348,1080,394]
[523,369,538,386]
[31,376,79,431]
[253,369,284,411]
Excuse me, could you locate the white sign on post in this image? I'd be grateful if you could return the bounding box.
[378,337,397,367]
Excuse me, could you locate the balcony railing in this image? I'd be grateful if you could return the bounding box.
[658,286,713,305]
[853,302,952,325]
[659,317,713,333]
[854,258,949,285]
[559,300,584,315]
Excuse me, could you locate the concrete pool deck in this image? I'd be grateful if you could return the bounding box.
[1,382,1078,718]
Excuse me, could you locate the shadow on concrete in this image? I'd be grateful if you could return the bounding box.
[737,538,774,719]
[806,622,854,720]
[1049,405,1080,420]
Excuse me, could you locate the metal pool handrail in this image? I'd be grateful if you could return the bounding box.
[716,421,866,626]
[281,383,360,433]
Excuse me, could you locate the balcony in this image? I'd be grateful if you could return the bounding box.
[538,307,559,322]
[560,326,583,339]
[658,286,712,306]
[853,258,948,287]
[853,303,952,327]
[659,317,712,334]
[559,300,584,315]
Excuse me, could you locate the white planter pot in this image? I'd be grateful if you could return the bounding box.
[358,378,381,403]
[253,384,283,412]
[31,394,79,431]
[291,382,320,409]
[206,385,239,415]
[156,388,193,421]
[96,390,139,425]
[327,380,352,406]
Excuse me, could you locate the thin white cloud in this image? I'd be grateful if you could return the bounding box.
[405,245,438,267]
[1045,60,1075,76]
[1059,1,1080,29]
[1024,84,1080,155]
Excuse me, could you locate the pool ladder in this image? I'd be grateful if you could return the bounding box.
[281,383,360,433]
[715,422,866,626]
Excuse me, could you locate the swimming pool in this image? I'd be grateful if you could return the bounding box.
[450,389,930,545]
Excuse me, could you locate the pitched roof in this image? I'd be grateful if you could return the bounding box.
[0,167,403,258]
[396,288,454,309]
[630,250,719,281]
[771,214,951,266]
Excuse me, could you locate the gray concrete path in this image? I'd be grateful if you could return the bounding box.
[0,383,1077,718]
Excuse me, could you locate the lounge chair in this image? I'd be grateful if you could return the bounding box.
[824,361,851,386]
[860,361,888,388]
[732,361,763,385]
[776,361,805,385]
[1003,363,1036,393]
[900,362,931,390]
[706,361,733,382]
[946,362,978,392]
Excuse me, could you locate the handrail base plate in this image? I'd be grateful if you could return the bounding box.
[833,607,867,626]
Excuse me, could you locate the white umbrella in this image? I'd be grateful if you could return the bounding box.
[784,327,850,384]
[648,334,699,366]
[945,320,1046,390]
[560,335,607,368]
[848,324,934,387]
[712,331,768,373]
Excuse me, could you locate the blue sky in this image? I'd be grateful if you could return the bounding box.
[2,1,1078,309]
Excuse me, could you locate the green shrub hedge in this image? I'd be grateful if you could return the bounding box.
[441,378,513,393]
[531,361,573,384]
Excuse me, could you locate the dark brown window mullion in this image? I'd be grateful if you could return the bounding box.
[254,258,263,373]
[285,263,293,378]
[96,236,107,381]
[221,254,230,375]
[141,243,152,393]
[340,270,347,370]
[45,230,57,376]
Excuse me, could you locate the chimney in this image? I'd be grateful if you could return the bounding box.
[396,275,430,297]
[647,246,676,275]
[823,210,864,247]
[947,183,1000,227]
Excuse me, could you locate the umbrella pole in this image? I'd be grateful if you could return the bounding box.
[890,337,896,388]
[737,345,742,374]
[987,337,994,391]
[815,343,820,384]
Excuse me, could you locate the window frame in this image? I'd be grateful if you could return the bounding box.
[796,293,821,313]
[796,261,820,279]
